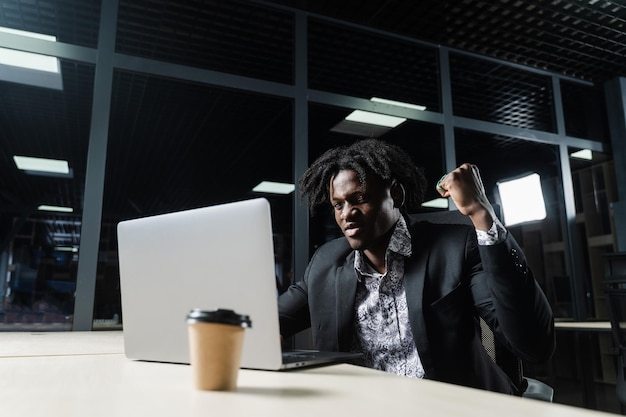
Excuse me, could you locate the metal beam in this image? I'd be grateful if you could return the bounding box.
[0,32,97,63]
[293,11,309,287]
[307,89,444,125]
[72,0,118,331]
[439,48,457,176]
[554,75,588,321]
[605,77,626,252]
[453,116,606,152]
[113,54,295,98]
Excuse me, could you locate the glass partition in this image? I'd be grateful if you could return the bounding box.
[97,71,294,326]
[0,60,94,330]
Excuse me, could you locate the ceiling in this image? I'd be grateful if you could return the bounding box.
[0,0,621,251]
[266,0,626,84]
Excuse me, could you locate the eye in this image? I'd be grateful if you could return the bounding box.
[332,202,344,211]
[354,194,367,204]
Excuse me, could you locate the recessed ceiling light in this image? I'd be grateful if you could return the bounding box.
[370,97,427,111]
[344,110,406,128]
[252,181,295,195]
[421,198,449,209]
[13,155,70,174]
[570,149,592,160]
[38,205,74,213]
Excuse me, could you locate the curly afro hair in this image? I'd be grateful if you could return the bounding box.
[299,138,427,213]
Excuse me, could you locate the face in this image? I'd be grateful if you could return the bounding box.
[329,169,400,257]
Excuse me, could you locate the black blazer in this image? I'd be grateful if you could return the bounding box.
[278,215,555,394]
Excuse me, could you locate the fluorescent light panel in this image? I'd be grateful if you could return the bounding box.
[14,155,69,174]
[570,149,593,160]
[0,26,62,90]
[497,173,547,227]
[252,181,295,195]
[38,205,73,213]
[370,97,427,111]
[0,47,59,73]
[0,27,58,72]
[344,110,406,128]
[55,246,78,253]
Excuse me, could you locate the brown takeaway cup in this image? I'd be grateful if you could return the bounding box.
[186,308,252,391]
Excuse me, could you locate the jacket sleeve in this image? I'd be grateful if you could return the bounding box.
[277,251,316,338]
[277,280,310,338]
[471,232,555,363]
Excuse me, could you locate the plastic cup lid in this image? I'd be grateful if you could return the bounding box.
[186,308,252,328]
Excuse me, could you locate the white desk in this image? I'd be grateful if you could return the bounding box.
[0,331,616,417]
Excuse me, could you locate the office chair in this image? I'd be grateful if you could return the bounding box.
[603,253,626,408]
[411,207,554,401]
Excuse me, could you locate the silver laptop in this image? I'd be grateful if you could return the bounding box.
[117,197,360,370]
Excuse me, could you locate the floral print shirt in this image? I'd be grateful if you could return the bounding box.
[352,215,425,378]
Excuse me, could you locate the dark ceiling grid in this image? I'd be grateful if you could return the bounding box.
[442,0,626,78]
[308,18,441,111]
[116,0,294,84]
[263,0,626,83]
[0,0,100,47]
[449,52,556,133]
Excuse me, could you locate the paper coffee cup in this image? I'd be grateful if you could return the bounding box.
[186,308,252,391]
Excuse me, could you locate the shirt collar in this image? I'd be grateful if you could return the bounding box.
[354,215,412,277]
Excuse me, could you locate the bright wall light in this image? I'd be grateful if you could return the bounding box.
[370,97,427,111]
[14,155,69,174]
[497,173,547,227]
[38,205,74,213]
[252,181,295,195]
[344,110,406,128]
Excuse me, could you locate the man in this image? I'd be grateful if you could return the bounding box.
[278,138,555,395]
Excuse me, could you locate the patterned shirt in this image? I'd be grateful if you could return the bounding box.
[352,215,424,378]
[352,215,505,378]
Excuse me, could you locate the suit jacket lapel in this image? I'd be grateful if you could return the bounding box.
[336,251,357,351]
[403,220,434,375]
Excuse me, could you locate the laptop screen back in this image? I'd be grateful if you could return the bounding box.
[117,198,283,370]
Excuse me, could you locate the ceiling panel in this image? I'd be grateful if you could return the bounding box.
[116,0,295,84]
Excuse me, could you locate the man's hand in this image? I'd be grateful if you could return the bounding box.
[436,163,497,231]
